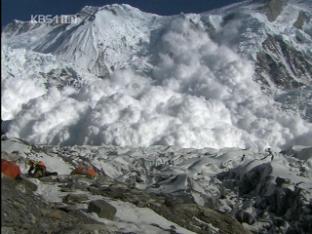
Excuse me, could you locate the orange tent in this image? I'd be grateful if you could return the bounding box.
[72,164,97,177]
[86,166,97,177]
[1,159,21,179]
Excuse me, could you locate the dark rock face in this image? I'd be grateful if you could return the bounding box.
[255,33,312,121]
[1,120,12,136]
[3,21,41,38]
[256,35,312,90]
[239,163,273,195]
[88,200,117,220]
[218,162,312,234]
[43,67,84,90]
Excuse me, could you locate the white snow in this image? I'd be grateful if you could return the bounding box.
[110,200,196,234]
[1,1,312,151]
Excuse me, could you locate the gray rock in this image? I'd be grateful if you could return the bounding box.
[294,11,309,29]
[236,208,257,225]
[275,177,290,187]
[88,200,116,220]
[63,193,89,204]
[262,0,285,22]
[238,163,273,195]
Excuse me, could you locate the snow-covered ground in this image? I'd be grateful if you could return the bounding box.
[2,137,312,233]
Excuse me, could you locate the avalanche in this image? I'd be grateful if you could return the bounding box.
[1,0,312,150]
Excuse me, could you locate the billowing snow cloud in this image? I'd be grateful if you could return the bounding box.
[2,16,312,151]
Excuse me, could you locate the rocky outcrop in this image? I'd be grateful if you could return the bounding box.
[255,33,312,121]
[261,0,286,22]
[43,67,84,90]
[1,177,115,234]
[88,200,116,220]
[294,11,310,30]
[218,161,312,234]
[88,177,250,234]
[256,35,312,90]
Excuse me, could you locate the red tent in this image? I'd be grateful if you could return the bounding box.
[1,159,21,179]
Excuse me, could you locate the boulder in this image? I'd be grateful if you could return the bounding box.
[236,208,257,225]
[88,200,116,220]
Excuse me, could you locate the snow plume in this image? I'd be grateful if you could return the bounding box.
[1,77,46,120]
[3,16,312,151]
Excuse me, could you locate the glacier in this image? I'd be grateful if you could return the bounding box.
[2,137,312,233]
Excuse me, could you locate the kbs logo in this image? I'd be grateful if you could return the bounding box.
[30,15,78,24]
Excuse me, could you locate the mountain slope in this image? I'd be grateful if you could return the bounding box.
[1,0,312,150]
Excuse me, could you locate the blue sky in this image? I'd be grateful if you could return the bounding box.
[2,0,244,27]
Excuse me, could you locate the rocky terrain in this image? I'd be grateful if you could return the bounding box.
[2,176,114,234]
[2,138,312,233]
[2,173,249,234]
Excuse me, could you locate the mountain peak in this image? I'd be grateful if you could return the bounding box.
[79,4,148,19]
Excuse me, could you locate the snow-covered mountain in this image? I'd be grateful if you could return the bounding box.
[2,0,312,150]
